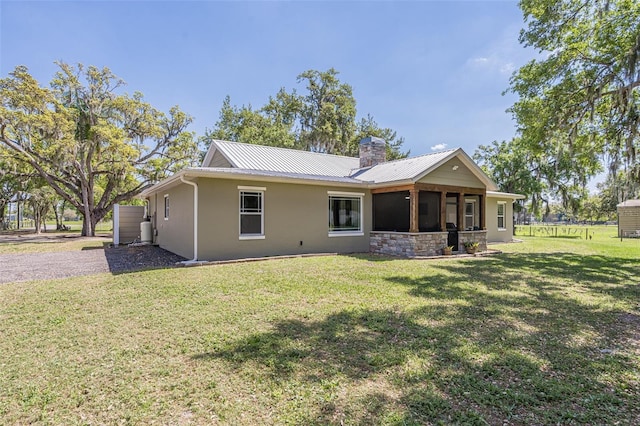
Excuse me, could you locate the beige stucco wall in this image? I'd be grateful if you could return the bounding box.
[151,183,195,259]
[486,197,515,243]
[419,158,485,188]
[195,178,371,260]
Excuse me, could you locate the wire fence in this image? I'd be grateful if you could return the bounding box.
[514,225,595,239]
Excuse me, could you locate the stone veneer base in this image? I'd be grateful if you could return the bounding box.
[370,230,487,258]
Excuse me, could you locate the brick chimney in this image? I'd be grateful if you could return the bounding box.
[359,136,387,168]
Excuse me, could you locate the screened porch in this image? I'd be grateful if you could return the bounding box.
[369,183,488,257]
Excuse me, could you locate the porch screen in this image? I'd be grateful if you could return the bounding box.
[418,191,441,232]
[373,192,410,232]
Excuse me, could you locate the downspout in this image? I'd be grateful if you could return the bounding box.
[180,176,199,263]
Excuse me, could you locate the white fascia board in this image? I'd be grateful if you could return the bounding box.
[179,168,368,189]
[486,190,526,200]
[139,170,187,198]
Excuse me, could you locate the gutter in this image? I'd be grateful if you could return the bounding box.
[180,176,199,263]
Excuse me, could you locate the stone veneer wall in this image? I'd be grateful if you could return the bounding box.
[457,230,487,251]
[370,232,449,257]
[359,137,387,168]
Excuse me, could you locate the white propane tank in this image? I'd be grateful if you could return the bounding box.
[140,221,153,243]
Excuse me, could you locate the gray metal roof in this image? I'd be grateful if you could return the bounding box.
[351,149,458,183]
[186,167,365,185]
[210,140,359,177]
[194,139,498,189]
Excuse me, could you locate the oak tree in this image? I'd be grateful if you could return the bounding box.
[0,63,197,236]
[509,0,640,187]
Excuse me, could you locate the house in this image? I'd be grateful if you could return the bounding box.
[139,137,523,262]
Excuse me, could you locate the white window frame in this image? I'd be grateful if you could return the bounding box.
[328,191,364,237]
[238,186,266,240]
[464,199,476,230]
[497,201,507,231]
[164,194,169,221]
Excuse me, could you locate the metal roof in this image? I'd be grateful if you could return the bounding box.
[153,139,500,194]
[208,140,359,177]
[351,149,458,183]
[139,167,366,197]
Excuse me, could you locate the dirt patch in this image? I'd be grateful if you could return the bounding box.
[104,245,186,274]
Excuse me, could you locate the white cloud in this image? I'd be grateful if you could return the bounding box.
[471,57,490,65]
[431,143,448,151]
[464,25,528,76]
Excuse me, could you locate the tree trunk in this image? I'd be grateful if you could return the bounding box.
[16,197,20,230]
[54,201,62,230]
[0,202,5,230]
[81,185,93,236]
[91,214,98,237]
[33,207,41,235]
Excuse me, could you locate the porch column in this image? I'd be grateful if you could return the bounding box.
[480,193,486,230]
[440,191,447,231]
[409,189,419,233]
[457,192,465,231]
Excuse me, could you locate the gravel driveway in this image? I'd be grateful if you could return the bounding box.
[0,244,186,284]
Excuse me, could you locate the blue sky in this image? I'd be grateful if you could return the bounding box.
[1,0,534,158]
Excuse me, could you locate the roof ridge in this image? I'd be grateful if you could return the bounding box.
[350,147,459,171]
[213,139,359,161]
[386,147,459,164]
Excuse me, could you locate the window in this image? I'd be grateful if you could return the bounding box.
[465,200,475,230]
[164,194,169,220]
[239,187,265,239]
[328,191,364,236]
[497,201,506,230]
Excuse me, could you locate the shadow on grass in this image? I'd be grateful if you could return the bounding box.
[192,253,639,424]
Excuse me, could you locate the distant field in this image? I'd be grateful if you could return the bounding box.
[2,220,112,233]
[515,224,618,239]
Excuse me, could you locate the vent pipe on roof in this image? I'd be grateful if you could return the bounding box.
[359,136,387,168]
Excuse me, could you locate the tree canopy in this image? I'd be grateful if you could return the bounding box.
[203,68,408,160]
[508,0,640,191]
[0,63,197,236]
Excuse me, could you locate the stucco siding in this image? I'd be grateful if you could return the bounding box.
[153,183,195,259]
[208,150,232,168]
[486,197,514,243]
[419,158,485,189]
[197,178,371,260]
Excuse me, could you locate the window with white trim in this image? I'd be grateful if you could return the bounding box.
[497,201,506,230]
[328,192,364,236]
[464,200,475,230]
[239,188,265,239]
[164,194,169,220]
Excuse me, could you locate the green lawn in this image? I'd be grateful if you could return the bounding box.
[1,232,638,424]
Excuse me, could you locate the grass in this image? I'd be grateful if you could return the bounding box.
[0,234,108,254]
[1,229,639,424]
